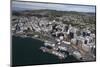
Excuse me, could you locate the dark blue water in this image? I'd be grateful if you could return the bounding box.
[12,36,79,66]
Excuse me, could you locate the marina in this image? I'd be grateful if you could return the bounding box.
[12,36,80,66]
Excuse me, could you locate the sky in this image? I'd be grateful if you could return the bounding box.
[12,1,96,13]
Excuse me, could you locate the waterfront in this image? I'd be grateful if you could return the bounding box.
[12,36,80,66]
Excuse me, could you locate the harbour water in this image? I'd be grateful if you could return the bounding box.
[12,36,80,66]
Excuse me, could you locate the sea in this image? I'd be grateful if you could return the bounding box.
[12,36,80,66]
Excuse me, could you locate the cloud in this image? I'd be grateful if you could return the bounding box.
[12,1,95,12]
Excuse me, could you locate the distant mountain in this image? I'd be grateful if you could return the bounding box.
[12,9,95,17]
[12,6,32,11]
